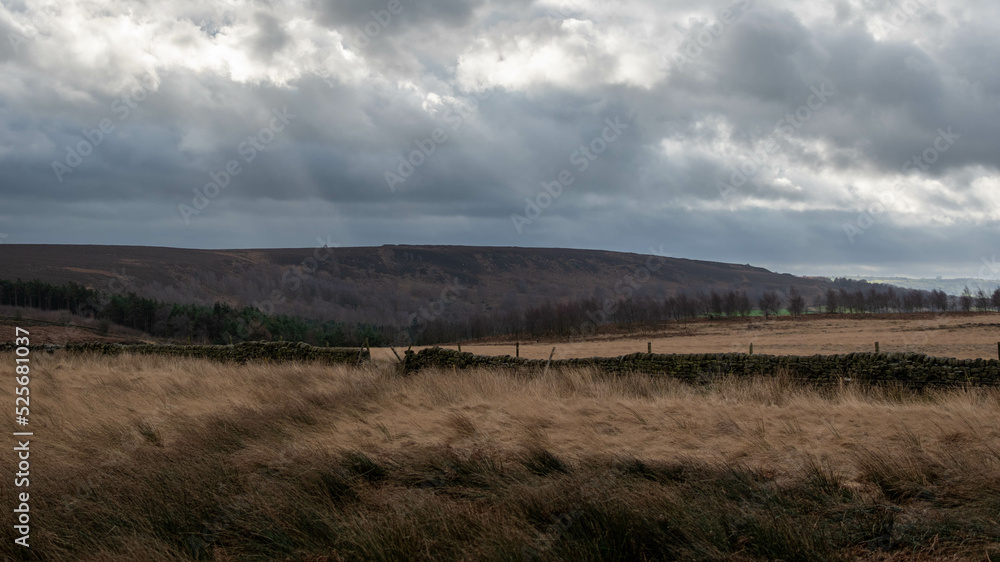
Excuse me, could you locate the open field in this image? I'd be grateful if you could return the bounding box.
[4,352,1000,560]
[372,312,1000,362]
[6,310,998,363]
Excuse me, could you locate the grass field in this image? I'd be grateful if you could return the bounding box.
[372,312,1000,362]
[4,351,1000,560]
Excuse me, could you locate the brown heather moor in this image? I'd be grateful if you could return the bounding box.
[3,349,1000,560]
[380,312,1000,361]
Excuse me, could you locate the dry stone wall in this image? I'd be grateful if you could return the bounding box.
[401,347,1000,387]
[0,341,369,364]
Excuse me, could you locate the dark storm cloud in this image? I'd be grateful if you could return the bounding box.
[312,0,486,29]
[251,12,291,60]
[0,0,997,278]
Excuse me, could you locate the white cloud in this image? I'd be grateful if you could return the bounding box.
[0,0,998,276]
[455,16,668,92]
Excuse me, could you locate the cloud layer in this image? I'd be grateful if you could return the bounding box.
[0,0,997,278]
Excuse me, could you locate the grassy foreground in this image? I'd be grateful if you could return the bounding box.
[3,353,1000,560]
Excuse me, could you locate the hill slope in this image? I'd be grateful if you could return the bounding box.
[0,244,851,325]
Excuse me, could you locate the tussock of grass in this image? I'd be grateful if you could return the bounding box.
[3,352,1000,560]
[521,446,570,477]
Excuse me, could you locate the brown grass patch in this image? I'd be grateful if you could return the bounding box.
[373,312,1000,361]
[3,351,1000,560]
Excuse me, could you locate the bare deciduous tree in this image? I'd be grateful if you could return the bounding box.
[960,286,973,312]
[788,286,805,316]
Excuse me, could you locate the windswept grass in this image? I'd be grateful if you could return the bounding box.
[3,352,1000,560]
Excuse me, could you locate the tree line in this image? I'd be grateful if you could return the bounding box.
[2,277,997,347]
[0,279,394,346]
[406,281,997,344]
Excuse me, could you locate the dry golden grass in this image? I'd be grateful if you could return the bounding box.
[25,352,1000,486]
[372,312,1000,361]
[4,351,1000,560]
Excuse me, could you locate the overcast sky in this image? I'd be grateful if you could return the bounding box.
[0,0,997,279]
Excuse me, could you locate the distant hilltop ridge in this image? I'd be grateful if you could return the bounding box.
[0,244,909,325]
[846,276,999,295]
